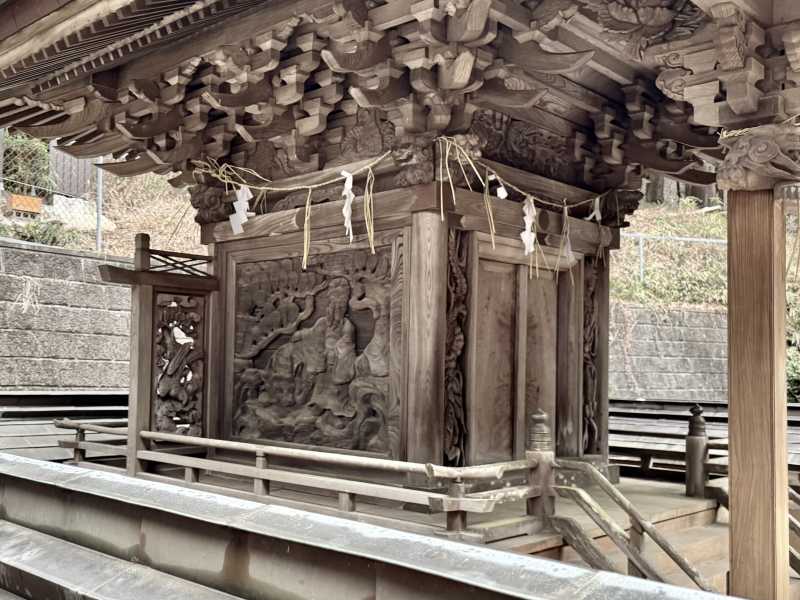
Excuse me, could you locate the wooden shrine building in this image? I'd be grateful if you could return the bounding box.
[0,1,799,599]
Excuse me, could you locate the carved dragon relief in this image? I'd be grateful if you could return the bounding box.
[582,257,601,455]
[578,0,708,58]
[153,294,205,436]
[232,245,402,457]
[469,109,576,183]
[444,230,469,466]
[717,124,800,191]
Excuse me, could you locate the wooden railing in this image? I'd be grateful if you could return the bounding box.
[131,429,551,533]
[555,459,715,593]
[55,418,128,461]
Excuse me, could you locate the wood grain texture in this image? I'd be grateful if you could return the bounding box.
[556,261,584,457]
[406,212,448,464]
[728,190,789,600]
[467,259,517,464]
[127,235,153,476]
[595,251,611,462]
[526,274,558,445]
[515,265,528,458]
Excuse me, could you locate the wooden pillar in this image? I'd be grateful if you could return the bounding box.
[728,190,789,600]
[406,210,448,464]
[126,233,153,476]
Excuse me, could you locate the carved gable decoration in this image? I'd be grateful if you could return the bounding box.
[232,243,404,457]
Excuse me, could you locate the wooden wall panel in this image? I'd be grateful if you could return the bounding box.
[467,259,517,464]
[556,262,585,457]
[526,272,558,444]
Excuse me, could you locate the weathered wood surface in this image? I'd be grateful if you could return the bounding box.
[556,262,584,457]
[550,515,618,573]
[728,190,789,600]
[467,258,517,464]
[554,485,665,582]
[407,212,447,464]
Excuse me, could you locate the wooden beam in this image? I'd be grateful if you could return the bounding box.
[728,190,789,600]
[98,265,219,292]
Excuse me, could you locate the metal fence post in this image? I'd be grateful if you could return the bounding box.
[95,156,104,252]
[638,235,645,284]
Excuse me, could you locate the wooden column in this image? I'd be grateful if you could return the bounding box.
[406,211,448,464]
[126,233,153,476]
[728,190,789,600]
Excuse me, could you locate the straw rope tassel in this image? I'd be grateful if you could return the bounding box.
[302,189,312,270]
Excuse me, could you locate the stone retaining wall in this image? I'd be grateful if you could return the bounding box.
[0,239,131,390]
[0,241,730,399]
[609,303,728,402]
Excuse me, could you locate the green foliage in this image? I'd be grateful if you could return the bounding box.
[2,132,55,198]
[788,346,800,404]
[610,202,728,307]
[1,220,79,247]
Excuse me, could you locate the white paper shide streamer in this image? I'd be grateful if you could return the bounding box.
[520,196,536,255]
[229,186,253,235]
[341,170,355,242]
[584,196,602,223]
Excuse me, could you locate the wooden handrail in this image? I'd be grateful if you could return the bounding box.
[55,418,128,436]
[138,429,526,482]
[557,459,715,593]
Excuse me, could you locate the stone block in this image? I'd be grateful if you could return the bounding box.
[0,247,83,280]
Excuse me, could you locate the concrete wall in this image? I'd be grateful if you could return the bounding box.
[0,238,131,391]
[609,303,728,402]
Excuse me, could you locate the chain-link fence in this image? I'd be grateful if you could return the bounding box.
[0,131,200,257]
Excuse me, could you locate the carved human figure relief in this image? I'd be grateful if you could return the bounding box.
[232,245,402,456]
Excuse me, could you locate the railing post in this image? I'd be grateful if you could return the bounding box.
[527,410,556,523]
[445,480,467,532]
[628,520,645,578]
[685,404,708,498]
[254,451,270,496]
[127,233,153,476]
[338,492,356,512]
[73,428,85,463]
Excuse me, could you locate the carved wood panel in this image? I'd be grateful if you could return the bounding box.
[444,229,468,466]
[231,242,403,457]
[152,293,206,436]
